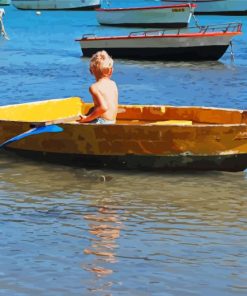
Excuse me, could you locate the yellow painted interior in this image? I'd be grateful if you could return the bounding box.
[0,97,84,122]
[117,104,245,124]
[147,120,192,125]
[0,97,245,125]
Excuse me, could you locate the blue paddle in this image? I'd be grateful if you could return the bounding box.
[0,114,85,149]
[0,124,64,149]
[0,115,81,149]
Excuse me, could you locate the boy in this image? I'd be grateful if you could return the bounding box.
[77,50,118,124]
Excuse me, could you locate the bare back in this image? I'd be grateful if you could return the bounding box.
[90,78,118,121]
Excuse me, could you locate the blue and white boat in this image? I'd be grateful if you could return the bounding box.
[76,23,242,61]
[12,0,100,10]
[162,0,247,15]
[96,4,196,28]
[0,0,11,6]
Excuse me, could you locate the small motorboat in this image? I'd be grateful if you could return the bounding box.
[96,4,196,28]
[76,23,242,61]
[0,97,247,172]
[12,0,100,10]
[162,0,247,15]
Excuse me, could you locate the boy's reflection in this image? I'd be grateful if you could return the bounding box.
[83,205,122,277]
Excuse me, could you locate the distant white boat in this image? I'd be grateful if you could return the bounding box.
[162,0,247,15]
[12,0,100,10]
[0,0,11,5]
[0,8,9,39]
[0,8,4,20]
[96,4,196,28]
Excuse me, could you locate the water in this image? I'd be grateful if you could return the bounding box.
[0,1,247,295]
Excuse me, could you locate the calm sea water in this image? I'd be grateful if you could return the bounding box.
[0,1,247,295]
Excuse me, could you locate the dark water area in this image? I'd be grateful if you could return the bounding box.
[0,1,247,295]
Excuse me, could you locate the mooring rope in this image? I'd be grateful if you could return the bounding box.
[192,11,201,28]
[230,41,235,63]
[104,0,111,7]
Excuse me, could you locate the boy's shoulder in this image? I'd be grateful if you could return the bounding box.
[90,78,117,90]
[89,82,99,95]
[106,78,117,88]
[90,80,102,88]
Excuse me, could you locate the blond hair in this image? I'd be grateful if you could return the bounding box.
[90,50,113,77]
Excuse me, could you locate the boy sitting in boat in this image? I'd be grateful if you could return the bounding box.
[77,50,118,124]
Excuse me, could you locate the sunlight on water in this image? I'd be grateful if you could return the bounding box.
[0,153,247,295]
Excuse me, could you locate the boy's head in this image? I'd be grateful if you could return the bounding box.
[90,50,113,78]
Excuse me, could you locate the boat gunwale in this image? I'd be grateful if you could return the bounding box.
[0,119,246,128]
[96,4,196,12]
[0,100,245,112]
[77,31,241,42]
[0,97,78,109]
[0,101,246,126]
[76,22,242,41]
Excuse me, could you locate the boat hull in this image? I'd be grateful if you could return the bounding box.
[12,0,100,10]
[1,97,247,172]
[81,45,229,61]
[162,0,247,15]
[4,148,247,172]
[96,4,195,28]
[1,119,247,172]
[78,33,235,61]
[94,22,189,29]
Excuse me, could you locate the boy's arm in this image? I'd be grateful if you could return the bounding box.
[77,85,107,123]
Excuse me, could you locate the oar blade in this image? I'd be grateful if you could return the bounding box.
[0,124,63,148]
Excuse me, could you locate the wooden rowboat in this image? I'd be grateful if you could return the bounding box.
[162,0,247,15]
[76,23,242,61]
[1,97,247,172]
[96,4,196,28]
